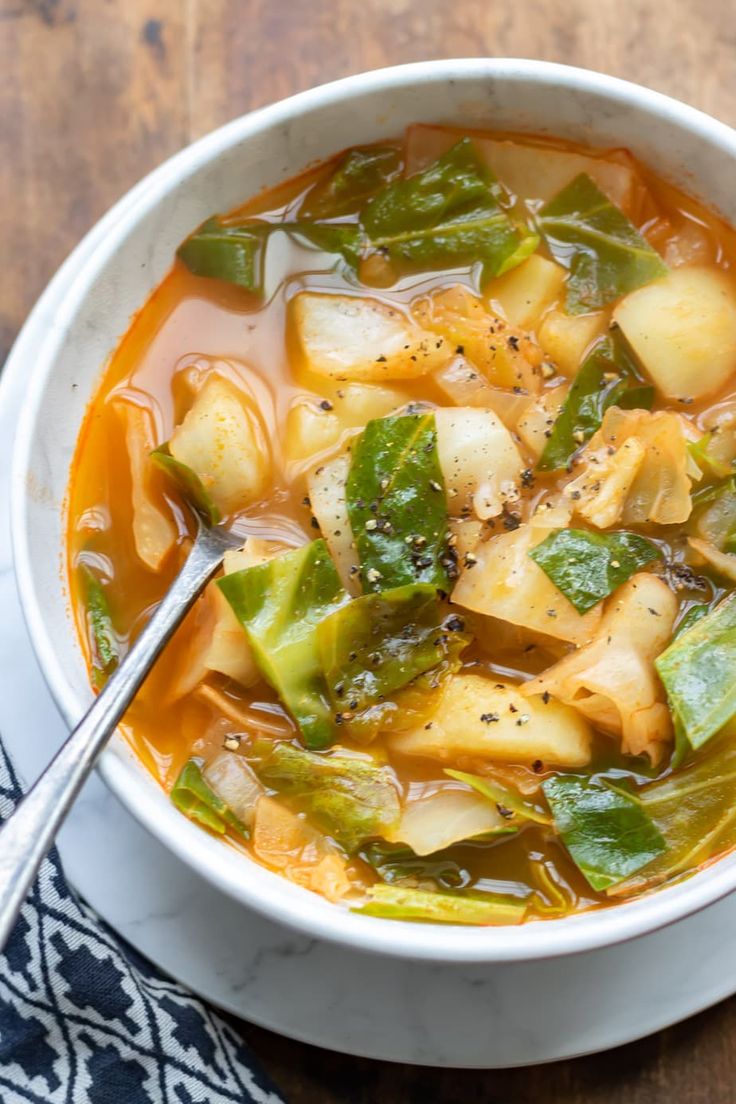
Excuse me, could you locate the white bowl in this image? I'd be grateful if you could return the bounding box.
[11,58,736,964]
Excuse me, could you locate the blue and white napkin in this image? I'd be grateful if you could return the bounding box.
[0,742,286,1104]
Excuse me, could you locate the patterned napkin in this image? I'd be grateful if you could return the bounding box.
[0,742,286,1104]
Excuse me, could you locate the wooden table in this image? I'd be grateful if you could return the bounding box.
[3,0,736,1098]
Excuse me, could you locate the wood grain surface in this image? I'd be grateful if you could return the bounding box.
[3,0,736,1098]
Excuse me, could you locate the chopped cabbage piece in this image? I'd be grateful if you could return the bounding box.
[252,795,352,901]
[115,399,177,571]
[412,284,542,392]
[404,125,641,212]
[171,759,249,838]
[390,787,516,855]
[516,384,569,461]
[431,356,532,428]
[451,524,603,645]
[169,539,286,699]
[256,742,401,851]
[564,407,692,528]
[524,573,677,762]
[688,537,736,583]
[307,455,360,594]
[218,540,349,748]
[613,745,736,894]
[353,884,527,924]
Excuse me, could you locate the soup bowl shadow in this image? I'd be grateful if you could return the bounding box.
[10,58,736,964]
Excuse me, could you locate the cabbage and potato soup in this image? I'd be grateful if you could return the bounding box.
[69,125,736,926]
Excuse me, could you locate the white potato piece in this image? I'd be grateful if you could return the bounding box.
[516,383,569,461]
[432,357,532,428]
[307,455,360,594]
[114,398,177,572]
[452,524,602,644]
[169,375,270,515]
[284,400,341,465]
[413,285,542,393]
[523,574,677,763]
[613,267,736,400]
[293,292,449,381]
[329,381,408,427]
[390,673,592,768]
[537,309,608,377]
[404,125,640,211]
[434,407,523,520]
[488,254,567,329]
[564,408,692,527]
[390,788,514,854]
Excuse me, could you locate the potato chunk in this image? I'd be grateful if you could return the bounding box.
[390,673,592,768]
[452,524,602,645]
[434,407,523,519]
[516,383,569,461]
[328,382,408,427]
[292,292,448,380]
[522,574,677,763]
[169,375,270,515]
[613,267,736,400]
[537,309,608,377]
[488,254,567,329]
[284,400,341,465]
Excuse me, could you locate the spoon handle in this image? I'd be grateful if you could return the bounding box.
[0,523,233,951]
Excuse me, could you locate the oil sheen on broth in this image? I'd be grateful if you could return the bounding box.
[67,125,736,926]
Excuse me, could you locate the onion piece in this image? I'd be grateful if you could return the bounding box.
[203,752,264,828]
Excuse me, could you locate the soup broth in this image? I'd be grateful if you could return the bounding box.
[68,126,736,926]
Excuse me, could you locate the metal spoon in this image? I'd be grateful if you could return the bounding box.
[0,518,242,951]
